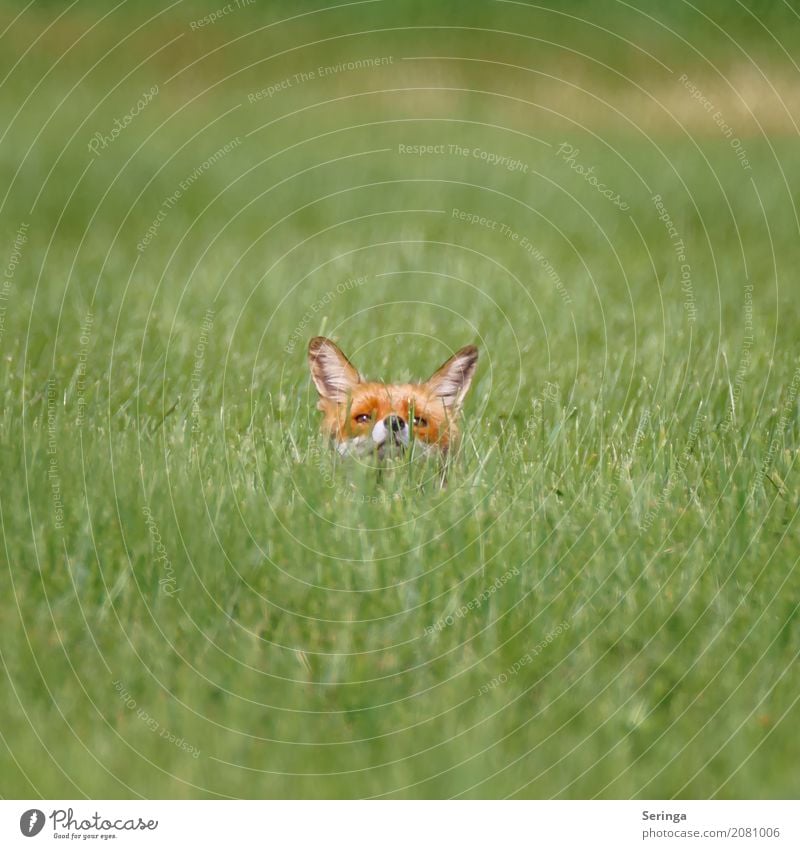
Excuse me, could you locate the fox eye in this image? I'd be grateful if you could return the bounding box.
[413,416,428,427]
[353,413,372,424]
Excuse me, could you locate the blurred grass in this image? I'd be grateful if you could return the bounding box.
[0,0,799,799]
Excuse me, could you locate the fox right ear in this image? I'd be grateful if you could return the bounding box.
[425,344,479,410]
[308,337,362,402]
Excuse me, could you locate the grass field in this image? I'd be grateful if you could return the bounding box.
[1,1,799,799]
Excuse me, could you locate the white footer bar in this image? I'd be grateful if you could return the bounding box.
[3,800,798,848]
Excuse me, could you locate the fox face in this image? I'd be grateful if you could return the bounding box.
[308,337,478,459]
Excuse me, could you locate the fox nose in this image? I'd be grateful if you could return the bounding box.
[384,414,404,433]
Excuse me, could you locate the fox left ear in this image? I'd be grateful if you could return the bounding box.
[308,336,362,402]
[425,345,479,410]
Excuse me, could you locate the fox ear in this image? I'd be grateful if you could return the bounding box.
[425,345,478,410]
[308,336,362,402]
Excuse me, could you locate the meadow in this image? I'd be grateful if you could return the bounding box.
[0,1,798,798]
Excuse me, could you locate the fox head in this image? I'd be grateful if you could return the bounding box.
[308,337,478,459]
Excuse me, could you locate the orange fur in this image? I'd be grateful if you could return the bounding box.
[308,337,478,457]
[318,382,455,449]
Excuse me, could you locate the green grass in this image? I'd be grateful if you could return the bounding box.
[1,1,799,799]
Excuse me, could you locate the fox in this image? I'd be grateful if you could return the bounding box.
[308,336,478,461]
